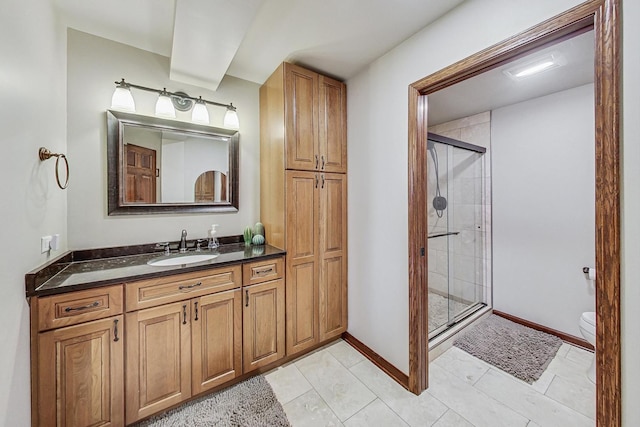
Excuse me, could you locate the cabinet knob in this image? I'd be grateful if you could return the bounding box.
[315,155,319,169]
[321,155,325,170]
[182,304,187,325]
[245,290,249,307]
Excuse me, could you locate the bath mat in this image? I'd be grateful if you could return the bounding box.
[453,314,562,383]
[135,375,291,427]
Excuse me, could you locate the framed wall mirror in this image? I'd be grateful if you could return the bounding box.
[107,110,239,215]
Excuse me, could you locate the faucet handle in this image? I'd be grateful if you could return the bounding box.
[195,239,206,252]
[155,242,171,255]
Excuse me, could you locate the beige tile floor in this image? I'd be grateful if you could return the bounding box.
[266,339,595,427]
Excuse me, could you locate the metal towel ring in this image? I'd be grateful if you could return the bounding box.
[39,147,69,189]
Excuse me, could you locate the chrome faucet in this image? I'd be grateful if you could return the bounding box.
[179,229,188,253]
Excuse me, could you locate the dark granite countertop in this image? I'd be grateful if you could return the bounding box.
[26,242,285,297]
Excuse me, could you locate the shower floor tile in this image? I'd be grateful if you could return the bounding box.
[428,292,472,332]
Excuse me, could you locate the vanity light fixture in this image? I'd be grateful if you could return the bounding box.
[110,78,239,128]
[223,104,240,130]
[155,88,176,118]
[503,52,567,81]
[110,79,135,112]
[191,96,210,124]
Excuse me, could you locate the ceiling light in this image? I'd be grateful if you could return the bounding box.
[155,88,176,118]
[191,97,210,124]
[110,79,239,128]
[224,104,239,129]
[110,79,135,112]
[503,52,567,80]
[514,61,555,77]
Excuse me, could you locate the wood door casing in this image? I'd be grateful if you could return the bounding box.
[319,173,348,340]
[285,63,318,171]
[38,316,124,427]
[191,290,242,394]
[319,76,347,173]
[243,279,286,372]
[125,144,156,203]
[125,302,191,424]
[285,171,320,354]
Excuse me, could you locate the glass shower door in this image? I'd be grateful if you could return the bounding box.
[427,134,488,337]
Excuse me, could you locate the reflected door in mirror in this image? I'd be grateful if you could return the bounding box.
[125,144,157,203]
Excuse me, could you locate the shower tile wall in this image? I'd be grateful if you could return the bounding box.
[428,111,492,308]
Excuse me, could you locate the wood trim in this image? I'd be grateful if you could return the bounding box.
[342,331,409,390]
[593,1,621,425]
[407,85,428,394]
[410,2,600,95]
[492,310,594,351]
[407,2,620,426]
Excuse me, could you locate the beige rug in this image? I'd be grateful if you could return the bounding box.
[453,314,562,383]
[136,375,291,427]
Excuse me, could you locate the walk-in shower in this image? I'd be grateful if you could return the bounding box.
[427,133,490,339]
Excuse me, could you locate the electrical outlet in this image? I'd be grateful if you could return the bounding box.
[50,234,60,251]
[41,236,52,253]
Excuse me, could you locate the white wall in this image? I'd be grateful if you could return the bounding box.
[622,0,640,424]
[0,1,67,425]
[492,84,595,337]
[347,0,584,374]
[66,29,261,249]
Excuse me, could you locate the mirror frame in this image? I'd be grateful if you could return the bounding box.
[107,110,239,215]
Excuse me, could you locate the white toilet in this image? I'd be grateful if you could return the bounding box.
[578,311,596,383]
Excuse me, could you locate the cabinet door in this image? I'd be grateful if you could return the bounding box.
[286,171,320,354]
[319,76,347,173]
[191,289,242,394]
[319,173,348,340]
[126,302,191,424]
[243,279,285,372]
[285,63,319,171]
[38,316,124,427]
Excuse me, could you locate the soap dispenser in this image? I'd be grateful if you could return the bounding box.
[208,224,219,250]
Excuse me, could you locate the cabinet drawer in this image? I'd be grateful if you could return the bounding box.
[37,285,123,331]
[242,257,284,286]
[126,265,241,311]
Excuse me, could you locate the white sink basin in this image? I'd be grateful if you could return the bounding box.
[147,253,218,267]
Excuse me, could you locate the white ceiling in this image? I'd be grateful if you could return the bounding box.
[427,30,595,126]
[54,0,465,89]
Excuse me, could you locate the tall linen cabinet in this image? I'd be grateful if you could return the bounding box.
[260,62,347,356]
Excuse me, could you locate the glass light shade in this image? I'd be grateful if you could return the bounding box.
[223,108,239,129]
[155,93,176,118]
[111,86,135,112]
[191,100,210,124]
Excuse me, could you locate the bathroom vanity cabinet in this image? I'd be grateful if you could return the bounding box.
[124,265,244,423]
[260,62,348,358]
[28,252,286,427]
[242,257,286,372]
[35,285,125,427]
